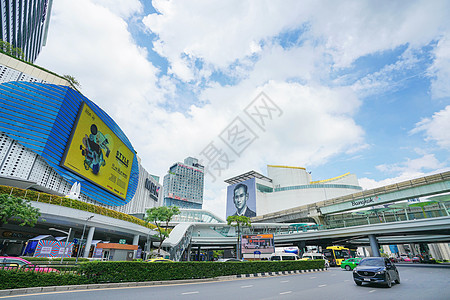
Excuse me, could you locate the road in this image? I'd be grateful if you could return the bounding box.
[1,265,449,300]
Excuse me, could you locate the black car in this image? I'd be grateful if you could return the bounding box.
[353,257,400,288]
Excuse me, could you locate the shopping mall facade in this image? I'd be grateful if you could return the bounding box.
[225,165,362,218]
[0,53,162,216]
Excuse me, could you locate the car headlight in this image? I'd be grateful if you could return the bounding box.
[376,270,386,274]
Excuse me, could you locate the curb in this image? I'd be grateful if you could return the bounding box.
[0,268,327,297]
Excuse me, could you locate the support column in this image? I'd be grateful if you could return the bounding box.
[197,246,201,261]
[133,234,139,259]
[368,234,380,257]
[83,226,95,258]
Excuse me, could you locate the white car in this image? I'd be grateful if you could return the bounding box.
[302,253,330,268]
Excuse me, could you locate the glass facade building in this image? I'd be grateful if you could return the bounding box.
[0,81,139,206]
[0,0,53,62]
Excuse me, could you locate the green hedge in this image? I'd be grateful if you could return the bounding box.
[0,260,324,290]
[78,260,324,283]
[0,185,156,230]
[0,271,88,290]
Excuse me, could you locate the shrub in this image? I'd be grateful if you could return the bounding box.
[0,260,324,290]
[0,270,88,290]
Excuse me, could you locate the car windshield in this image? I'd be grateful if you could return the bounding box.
[358,258,384,267]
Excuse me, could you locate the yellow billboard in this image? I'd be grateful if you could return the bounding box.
[61,102,134,199]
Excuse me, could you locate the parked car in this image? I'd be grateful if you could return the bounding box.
[412,256,421,263]
[353,257,400,288]
[0,257,59,273]
[340,258,362,271]
[403,257,411,262]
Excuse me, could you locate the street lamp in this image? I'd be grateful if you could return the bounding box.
[76,215,94,263]
[49,227,72,263]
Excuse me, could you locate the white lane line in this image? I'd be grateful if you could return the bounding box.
[280,280,289,283]
[310,276,317,279]
[369,290,376,293]
[318,284,327,288]
[280,291,292,295]
[241,285,253,288]
[182,291,199,295]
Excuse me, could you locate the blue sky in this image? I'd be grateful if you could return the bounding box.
[36,0,450,218]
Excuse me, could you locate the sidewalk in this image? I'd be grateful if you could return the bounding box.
[0,268,327,297]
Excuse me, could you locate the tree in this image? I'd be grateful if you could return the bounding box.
[227,215,251,259]
[0,194,41,227]
[144,206,180,255]
[63,74,81,90]
[0,40,25,60]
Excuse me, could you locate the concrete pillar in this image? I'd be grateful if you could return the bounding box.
[83,226,95,258]
[132,234,139,259]
[368,234,380,257]
[186,243,191,261]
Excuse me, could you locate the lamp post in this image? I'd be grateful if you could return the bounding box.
[76,215,94,263]
[49,227,72,263]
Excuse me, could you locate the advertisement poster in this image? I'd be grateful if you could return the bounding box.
[226,178,257,218]
[33,240,73,258]
[241,234,274,254]
[61,102,135,199]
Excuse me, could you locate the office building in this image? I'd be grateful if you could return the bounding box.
[0,0,53,62]
[163,157,204,209]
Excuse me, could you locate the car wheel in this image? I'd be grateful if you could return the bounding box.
[386,274,392,288]
[355,281,362,286]
[345,265,351,271]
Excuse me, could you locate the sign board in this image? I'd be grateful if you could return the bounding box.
[254,250,261,255]
[61,102,135,200]
[119,239,126,244]
[241,234,274,254]
[73,238,78,245]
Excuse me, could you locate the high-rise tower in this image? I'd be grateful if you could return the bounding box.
[163,157,204,209]
[0,0,53,62]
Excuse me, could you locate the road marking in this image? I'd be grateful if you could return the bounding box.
[310,276,317,279]
[369,290,376,293]
[182,291,199,295]
[241,285,253,288]
[280,291,292,295]
[318,284,327,287]
[280,280,289,283]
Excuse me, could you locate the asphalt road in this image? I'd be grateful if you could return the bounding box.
[1,265,449,300]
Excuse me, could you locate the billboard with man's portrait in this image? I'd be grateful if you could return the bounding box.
[226,177,256,218]
[61,102,135,199]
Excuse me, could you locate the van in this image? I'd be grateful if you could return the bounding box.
[302,253,330,268]
[270,253,299,261]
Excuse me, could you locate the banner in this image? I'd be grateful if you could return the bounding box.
[241,234,274,254]
[61,102,135,199]
[33,240,73,258]
[226,178,257,218]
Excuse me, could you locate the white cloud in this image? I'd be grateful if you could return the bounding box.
[428,36,450,99]
[92,0,142,19]
[34,0,450,218]
[411,105,450,149]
